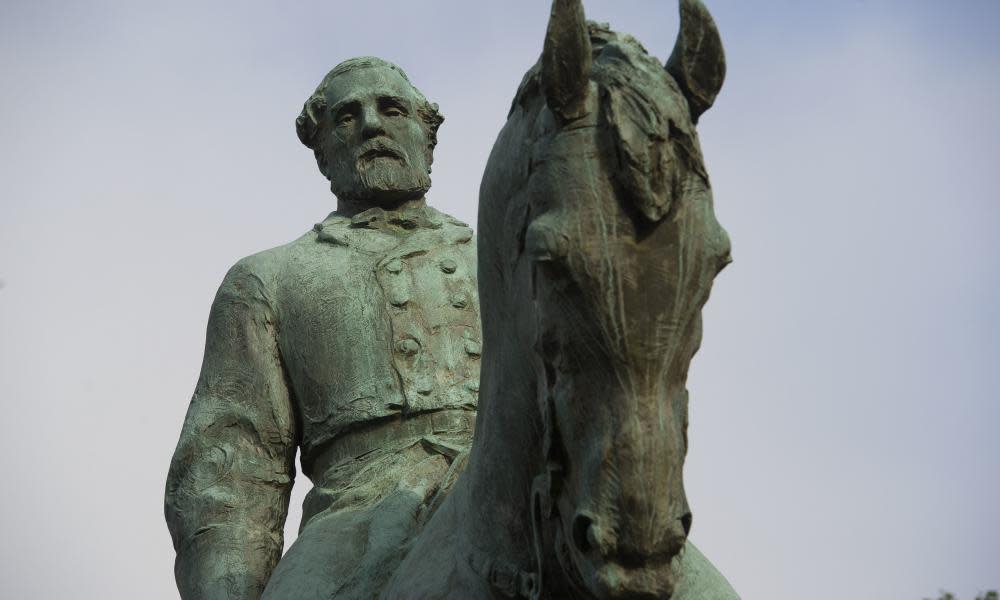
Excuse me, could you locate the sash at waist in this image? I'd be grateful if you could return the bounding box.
[306,409,475,480]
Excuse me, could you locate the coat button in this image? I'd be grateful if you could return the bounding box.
[464,340,481,357]
[385,259,403,273]
[439,259,457,274]
[396,339,420,356]
[450,293,468,308]
[464,380,480,392]
[390,292,409,307]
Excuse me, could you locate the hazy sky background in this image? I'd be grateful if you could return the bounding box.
[1,1,997,598]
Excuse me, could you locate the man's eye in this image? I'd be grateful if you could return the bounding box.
[337,113,354,125]
[385,108,405,117]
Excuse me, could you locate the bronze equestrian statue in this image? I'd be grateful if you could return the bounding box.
[166,1,738,597]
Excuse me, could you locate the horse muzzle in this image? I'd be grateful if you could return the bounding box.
[557,500,690,599]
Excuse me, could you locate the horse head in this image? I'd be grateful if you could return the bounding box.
[477,1,730,597]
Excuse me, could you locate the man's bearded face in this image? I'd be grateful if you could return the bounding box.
[317,66,432,207]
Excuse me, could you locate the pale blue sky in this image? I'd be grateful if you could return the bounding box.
[1,1,997,598]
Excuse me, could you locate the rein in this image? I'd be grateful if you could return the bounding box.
[466,467,563,599]
[469,379,591,599]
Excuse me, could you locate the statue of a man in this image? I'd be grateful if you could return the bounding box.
[165,57,480,599]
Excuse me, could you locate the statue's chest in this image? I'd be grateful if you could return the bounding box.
[277,224,481,430]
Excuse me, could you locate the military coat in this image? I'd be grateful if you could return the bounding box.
[165,204,480,599]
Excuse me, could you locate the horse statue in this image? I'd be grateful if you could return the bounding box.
[381,0,735,597]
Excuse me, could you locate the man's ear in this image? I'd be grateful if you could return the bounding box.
[296,96,327,148]
[417,100,444,171]
[423,132,435,172]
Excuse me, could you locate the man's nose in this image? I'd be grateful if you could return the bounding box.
[360,105,386,139]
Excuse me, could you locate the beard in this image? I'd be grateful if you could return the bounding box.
[329,140,431,207]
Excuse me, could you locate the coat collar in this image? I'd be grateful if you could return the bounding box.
[348,205,444,231]
[313,206,460,250]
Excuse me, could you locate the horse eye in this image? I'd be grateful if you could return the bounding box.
[530,245,559,264]
[525,217,568,265]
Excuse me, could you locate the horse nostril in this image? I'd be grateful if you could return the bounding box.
[571,513,595,554]
[680,512,693,537]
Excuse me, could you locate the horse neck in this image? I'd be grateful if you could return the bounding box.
[456,126,549,567]
[458,308,543,564]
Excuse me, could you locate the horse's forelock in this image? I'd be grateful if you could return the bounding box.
[500,22,709,224]
[594,42,708,222]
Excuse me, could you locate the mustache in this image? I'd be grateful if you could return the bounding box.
[356,139,407,163]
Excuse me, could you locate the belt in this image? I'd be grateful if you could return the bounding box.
[309,409,476,476]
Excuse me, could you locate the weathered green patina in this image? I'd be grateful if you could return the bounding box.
[382,0,738,598]
[167,1,739,597]
[165,57,480,599]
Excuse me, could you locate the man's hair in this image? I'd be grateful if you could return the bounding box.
[295,57,444,155]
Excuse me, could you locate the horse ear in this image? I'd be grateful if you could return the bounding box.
[542,0,592,123]
[665,0,726,123]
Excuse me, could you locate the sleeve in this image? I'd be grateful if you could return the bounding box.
[165,258,298,599]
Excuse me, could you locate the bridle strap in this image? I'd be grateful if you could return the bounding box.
[464,466,556,598]
[468,547,537,599]
[470,356,591,598]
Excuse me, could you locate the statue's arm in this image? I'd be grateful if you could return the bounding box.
[165,258,297,599]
